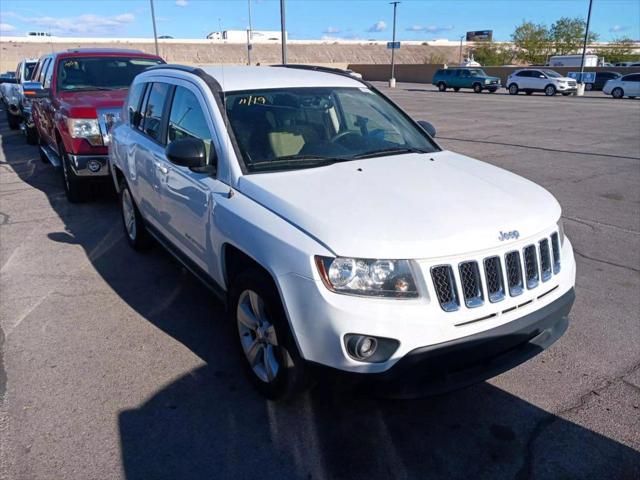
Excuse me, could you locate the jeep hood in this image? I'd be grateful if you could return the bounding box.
[238,151,561,259]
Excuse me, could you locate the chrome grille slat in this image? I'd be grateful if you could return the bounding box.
[459,261,484,308]
[523,245,539,289]
[431,265,459,312]
[539,238,552,281]
[483,256,505,303]
[505,251,524,297]
[551,232,561,273]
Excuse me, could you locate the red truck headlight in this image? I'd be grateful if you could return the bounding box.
[67,118,102,146]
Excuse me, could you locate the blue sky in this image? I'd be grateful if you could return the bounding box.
[1,0,638,41]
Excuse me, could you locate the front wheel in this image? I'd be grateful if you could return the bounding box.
[508,83,519,95]
[59,142,89,203]
[119,180,152,250]
[612,87,624,99]
[473,83,482,93]
[545,85,557,96]
[231,269,311,400]
[437,82,447,92]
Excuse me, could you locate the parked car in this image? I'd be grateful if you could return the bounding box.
[584,71,622,91]
[432,67,501,93]
[109,65,576,400]
[506,69,577,96]
[603,73,640,99]
[1,58,38,136]
[0,72,17,104]
[29,48,164,202]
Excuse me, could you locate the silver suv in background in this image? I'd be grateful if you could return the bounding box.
[507,69,577,96]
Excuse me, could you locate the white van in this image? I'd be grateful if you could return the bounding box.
[548,55,598,67]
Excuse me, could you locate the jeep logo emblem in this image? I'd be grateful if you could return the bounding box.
[499,230,520,241]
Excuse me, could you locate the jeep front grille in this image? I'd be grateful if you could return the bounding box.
[430,231,562,312]
[459,261,484,308]
[431,265,459,312]
[484,256,505,303]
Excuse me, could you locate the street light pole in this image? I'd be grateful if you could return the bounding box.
[247,0,253,65]
[280,0,287,64]
[389,1,400,88]
[149,0,159,57]
[577,0,594,96]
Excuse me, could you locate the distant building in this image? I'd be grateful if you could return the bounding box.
[206,30,287,42]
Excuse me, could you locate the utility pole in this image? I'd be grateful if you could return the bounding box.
[280,0,287,64]
[389,1,400,88]
[247,0,253,65]
[149,0,159,56]
[459,35,464,64]
[577,0,594,96]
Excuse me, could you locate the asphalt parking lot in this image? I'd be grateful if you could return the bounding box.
[1,83,639,480]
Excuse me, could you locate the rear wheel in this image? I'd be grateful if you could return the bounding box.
[545,84,557,96]
[230,269,311,400]
[119,179,152,250]
[437,82,447,92]
[612,87,624,99]
[508,83,519,95]
[473,83,482,93]
[59,142,89,203]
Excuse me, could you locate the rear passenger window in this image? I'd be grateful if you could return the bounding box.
[142,82,171,142]
[625,74,640,82]
[516,71,529,77]
[168,86,215,163]
[127,82,147,127]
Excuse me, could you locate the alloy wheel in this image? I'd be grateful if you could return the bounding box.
[121,188,137,241]
[237,289,280,383]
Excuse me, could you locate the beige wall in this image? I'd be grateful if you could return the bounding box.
[347,64,640,84]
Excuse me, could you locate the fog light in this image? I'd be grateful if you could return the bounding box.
[344,334,399,363]
[87,159,102,173]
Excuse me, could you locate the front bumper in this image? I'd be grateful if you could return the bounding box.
[310,288,574,397]
[483,83,501,89]
[67,154,110,177]
[557,84,577,91]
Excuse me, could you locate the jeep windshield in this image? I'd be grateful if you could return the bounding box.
[225,87,438,172]
[56,57,163,92]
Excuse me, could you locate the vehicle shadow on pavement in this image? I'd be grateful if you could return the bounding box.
[1,118,638,480]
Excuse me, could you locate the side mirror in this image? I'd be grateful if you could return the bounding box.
[166,137,209,170]
[418,120,437,138]
[22,82,49,99]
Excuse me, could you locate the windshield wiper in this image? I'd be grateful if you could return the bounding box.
[351,147,431,159]
[250,154,353,170]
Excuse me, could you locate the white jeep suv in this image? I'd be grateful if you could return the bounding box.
[507,68,578,96]
[109,65,576,399]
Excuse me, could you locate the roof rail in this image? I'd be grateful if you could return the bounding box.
[272,63,358,77]
[65,48,144,54]
[146,64,206,75]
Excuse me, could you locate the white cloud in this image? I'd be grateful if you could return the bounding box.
[406,25,454,33]
[25,13,136,35]
[176,0,188,6]
[324,26,341,34]
[367,21,386,33]
[609,25,629,33]
[0,22,17,33]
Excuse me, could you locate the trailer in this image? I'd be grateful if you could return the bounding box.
[548,55,599,67]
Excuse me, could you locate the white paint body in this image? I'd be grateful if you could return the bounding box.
[110,66,576,373]
[603,75,640,97]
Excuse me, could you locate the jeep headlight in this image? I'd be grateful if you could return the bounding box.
[557,219,565,246]
[67,118,102,146]
[315,256,419,298]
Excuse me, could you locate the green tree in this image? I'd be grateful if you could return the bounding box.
[511,21,551,64]
[472,42,516,66]
[596,37,640,64]
[550,17,598,55]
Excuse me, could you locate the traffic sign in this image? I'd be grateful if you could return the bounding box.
[387,41,401,49]
[568,72,596,83]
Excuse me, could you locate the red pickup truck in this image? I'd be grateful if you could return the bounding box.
[30,49,164,202]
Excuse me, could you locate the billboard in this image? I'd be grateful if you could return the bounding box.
[466,30,493,42]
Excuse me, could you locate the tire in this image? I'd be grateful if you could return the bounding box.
[612,87,624,99]
[545,84,557,96]
[473,83,482,93]
[25,125,38,145]
[488,87,497,93]
[508,83,519,95]
[6,110,20,130]
[453,87,460,92]
[437,82,447,92]
[585,83,593,91]
[59,142,89,203]
[230,269,311,400]
[119,179,152,250]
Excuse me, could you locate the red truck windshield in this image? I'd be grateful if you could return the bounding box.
[56,56,163,92]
